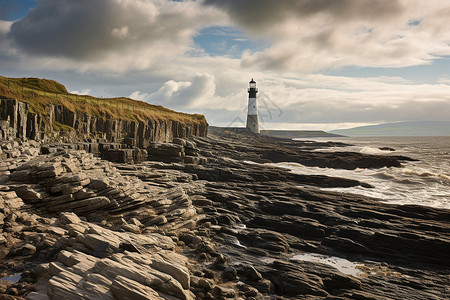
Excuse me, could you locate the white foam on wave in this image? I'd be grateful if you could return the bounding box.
[401,168,450,185]
[359,146,395,155]
[264,161,450,210]
[312,146,395,155]
[288,136,450,209]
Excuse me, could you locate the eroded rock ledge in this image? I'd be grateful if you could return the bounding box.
[0,133,449,300]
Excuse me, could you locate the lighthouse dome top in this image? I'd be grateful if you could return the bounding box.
[249,78,256,84]
[249,78,257,89]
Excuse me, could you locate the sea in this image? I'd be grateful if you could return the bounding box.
[268,136,450,210]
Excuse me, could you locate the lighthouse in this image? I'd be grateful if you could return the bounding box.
[246,79,260,134]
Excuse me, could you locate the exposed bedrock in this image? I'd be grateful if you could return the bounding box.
[192,132,416,170]
[1,130,448,299]
[175,133,449,299]
[0,98,207,146]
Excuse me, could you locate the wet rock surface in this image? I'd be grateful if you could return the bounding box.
[0,133,448,299]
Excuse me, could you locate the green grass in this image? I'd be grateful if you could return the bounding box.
[0,76,206,125]
[53,121,73,132]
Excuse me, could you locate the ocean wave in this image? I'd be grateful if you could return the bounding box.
[372,172,396,180]
[313,146,395,155]
[358,146,395,155]
[438,174,450,183]
[401,168,450,184]
[293,136,450,209]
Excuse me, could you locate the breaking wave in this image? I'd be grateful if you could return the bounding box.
[276,136,450,209]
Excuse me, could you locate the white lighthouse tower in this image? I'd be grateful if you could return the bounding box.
[246,79,260,134]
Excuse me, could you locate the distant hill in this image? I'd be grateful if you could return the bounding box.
[330,121,450,137]
[208,126,342,138]
[261,130,343,138]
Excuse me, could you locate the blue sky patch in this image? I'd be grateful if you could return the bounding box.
[193,26,270,58]
[327,56,450,84]
[0,0,37,21]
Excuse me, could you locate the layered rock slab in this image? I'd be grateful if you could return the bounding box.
[27,213,193,300]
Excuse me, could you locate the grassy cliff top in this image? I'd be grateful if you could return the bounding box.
[0,76,206,124]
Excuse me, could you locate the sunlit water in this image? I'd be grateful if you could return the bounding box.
[1,273,21,282]
[291,253,363,276]
[268,136,450,209]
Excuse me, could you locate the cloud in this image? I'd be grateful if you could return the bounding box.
[438,77,450,85]
[129,73,217,109]
[4,0,226,71]
[1,0,450,130]
[249,74,450,125]
[203,0,450,71]
[125,60,450,127]
[203,0,404,31]
[70,89,91,95]
[4,0,450,74]
[0,20,12,35]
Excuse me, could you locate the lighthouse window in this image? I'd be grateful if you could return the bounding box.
[253,106,255,108]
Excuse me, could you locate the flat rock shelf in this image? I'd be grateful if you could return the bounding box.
[0,131,449,300]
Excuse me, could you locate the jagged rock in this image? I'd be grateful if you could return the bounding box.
[241,229,290,253]
[27,292,51,300]
[111,275,164,300]
[237,282,259,298]
[267,260,328,297]
[211,285,236,298]
[323,273,362,291]
[58,212,81,225]
[1,122,449,300]
[127,218,142,227]
[145,216,167,226]
[0,190,24,209]
[197,278,214,291]
[238,265,263,282]
[10,243,36,256]
[47,270,96,299]
[173,138,186,147]
[94,253,190,300]
[82,273,112,297]
[148,143,184,158]
[222,266,237,281]
[150,251,190,290]
[101,148,147,164]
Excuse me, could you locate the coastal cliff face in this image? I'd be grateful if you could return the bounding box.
[0,97,208,146]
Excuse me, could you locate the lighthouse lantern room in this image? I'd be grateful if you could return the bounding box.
[246,79,260,134]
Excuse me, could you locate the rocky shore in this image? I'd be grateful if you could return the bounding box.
[0,131,449,299]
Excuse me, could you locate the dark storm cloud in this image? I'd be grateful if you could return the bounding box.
[202,0,404,31]
[7,0,212,61]
[9,0,115,59]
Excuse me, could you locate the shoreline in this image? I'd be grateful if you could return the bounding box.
[0,132,449,299]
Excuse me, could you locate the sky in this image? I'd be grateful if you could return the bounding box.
[1,0,450,131]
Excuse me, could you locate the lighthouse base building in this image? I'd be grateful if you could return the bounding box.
[246,79,260,134]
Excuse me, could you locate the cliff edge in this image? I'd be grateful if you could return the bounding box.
[0,76,208,146]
